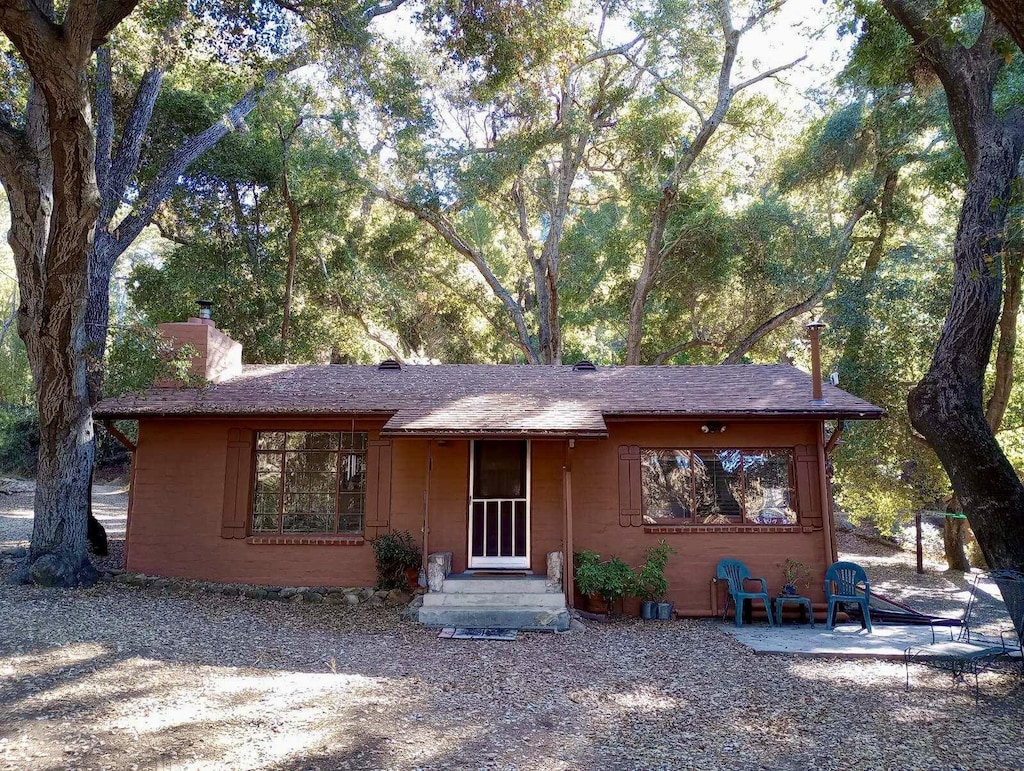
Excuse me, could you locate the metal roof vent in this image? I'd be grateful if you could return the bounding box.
[572,360,597,372]
[377,359,402,371]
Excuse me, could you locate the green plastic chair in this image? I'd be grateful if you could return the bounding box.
[716,558,774,627]
[825,561,872,632]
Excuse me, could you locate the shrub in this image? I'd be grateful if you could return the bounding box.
[633,539,676,601]
[574,550,635,607]
[370,530,422,590]
[0,405,38,476]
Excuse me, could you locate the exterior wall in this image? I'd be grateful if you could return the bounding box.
[126,416,832,617]
[128,418,384,586]
[127,423,569,586]
[570,419,830,616]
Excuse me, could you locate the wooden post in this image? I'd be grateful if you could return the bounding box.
[915,512,924,574]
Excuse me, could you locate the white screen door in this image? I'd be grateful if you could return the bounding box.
[468,440,530,569]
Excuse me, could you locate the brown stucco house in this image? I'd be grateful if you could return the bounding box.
[94,315,883,631]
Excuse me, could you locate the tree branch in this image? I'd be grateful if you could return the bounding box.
[653,337,713,366]
[94,44,114,200]
[108,49,307,261]
[722,190,876,364]
[368,181,539,362]
[732,55,807,93]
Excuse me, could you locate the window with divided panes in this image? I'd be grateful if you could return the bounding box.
[252,431,367,535]
[641,448,797,525]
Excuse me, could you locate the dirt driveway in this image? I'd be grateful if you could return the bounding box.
[1,494,1022,770]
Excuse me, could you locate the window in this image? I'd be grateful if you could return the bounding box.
[641,448,796,525]
[252,431,367,535]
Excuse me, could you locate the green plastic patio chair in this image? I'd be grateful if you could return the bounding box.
[716,558,774,627]
[825,561,872,632]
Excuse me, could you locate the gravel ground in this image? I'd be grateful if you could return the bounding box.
[0,491,1022,770]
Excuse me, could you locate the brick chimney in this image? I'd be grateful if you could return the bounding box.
[156,301,242,386]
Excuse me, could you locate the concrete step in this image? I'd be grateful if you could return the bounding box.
[419,605,570,632]
[441,575,552,594]
[422,591,567,609]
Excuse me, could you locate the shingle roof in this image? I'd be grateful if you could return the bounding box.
[93,363,884,435]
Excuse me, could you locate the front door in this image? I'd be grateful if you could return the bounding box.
[468,440,530,569]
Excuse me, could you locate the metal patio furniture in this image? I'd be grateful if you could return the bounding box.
[825,561,872,632]
[904,570,1024,703]
[717,558,774,627]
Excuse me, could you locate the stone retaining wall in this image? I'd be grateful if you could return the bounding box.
[108,571,416,605]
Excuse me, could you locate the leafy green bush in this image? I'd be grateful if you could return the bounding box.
[574,549,635,607]
[633,540,676,601]
[104,321,204,398]
[370,530,422,590]
[0,405,38,476]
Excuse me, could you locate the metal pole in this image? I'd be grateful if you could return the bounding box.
[915,512,924,574]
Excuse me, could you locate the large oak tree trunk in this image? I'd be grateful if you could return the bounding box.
[907,141,1024,573]
[7,80,101,587]
[881,3,1024,574]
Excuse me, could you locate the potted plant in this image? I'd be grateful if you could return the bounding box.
[574,550,607,613]
[574,551,634,615]
[633,540,676,620]
[779,558,811,596]
[370,530,422,590]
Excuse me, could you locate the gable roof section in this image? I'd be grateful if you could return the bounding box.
[94,363,884,435]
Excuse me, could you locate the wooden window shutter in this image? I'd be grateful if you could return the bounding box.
[618,445,642,527]
[794,444,823,530]
[365,438,393,533]
[221,428,253,539]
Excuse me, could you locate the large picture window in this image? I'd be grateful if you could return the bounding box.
[252,431,367,535]
[641,448,797,525]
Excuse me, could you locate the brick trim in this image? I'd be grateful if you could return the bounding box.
[643,525,803,535]
[246,536,365,546]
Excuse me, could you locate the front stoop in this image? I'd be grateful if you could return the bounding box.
[418,574,570,632]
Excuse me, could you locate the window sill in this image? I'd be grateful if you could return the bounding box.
[643,525,803,535]
[246,535,365,546]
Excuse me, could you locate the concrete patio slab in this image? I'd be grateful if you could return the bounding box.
[722,623,949,659]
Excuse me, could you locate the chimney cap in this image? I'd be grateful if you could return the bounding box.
[197,299,213,320]
[572,360,597,372]
[378,359,402,371]
[805,319,826,331]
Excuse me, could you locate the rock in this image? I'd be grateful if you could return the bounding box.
[385,588,412,606]
[569,618,586,634]
[546,551,564,592]
[151,578,172,591]
[427,551,452,592]
[264,590,281,600]
[303,591,324,603]
[374,589,389,599]
[365,595,385,607]
[243,587,268,600]
[221,585,239,597]
[343,593,361,605]
[279,587,299,599]
[359,587,375,601]
[837,518,855,533]
[5,546,27,558]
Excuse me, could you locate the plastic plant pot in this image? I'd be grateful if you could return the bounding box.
[641,600,658,620]
[656,601,674,620]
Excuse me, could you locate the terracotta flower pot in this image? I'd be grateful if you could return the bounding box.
[586,594,609,615]
[406,567,420,588]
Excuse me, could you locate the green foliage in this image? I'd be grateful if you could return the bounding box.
[779,558,811,591]
[0,405,37,476]
[632,540,676,601]
[104,321,205,397]
[574,550,636,606]
[370,530,422,590]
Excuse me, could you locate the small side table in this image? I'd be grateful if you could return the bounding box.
[775,595,815,626]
